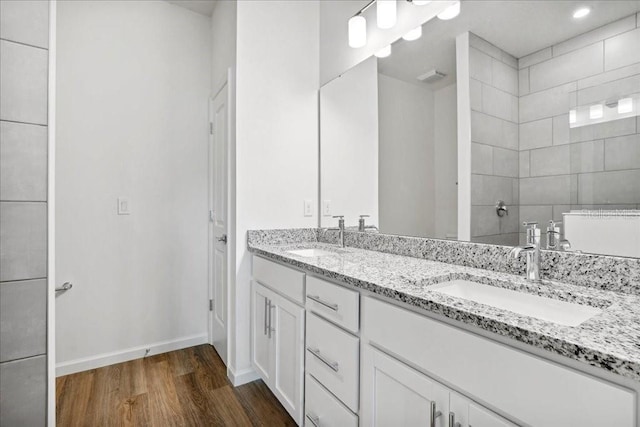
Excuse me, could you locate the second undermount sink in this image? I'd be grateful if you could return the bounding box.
[428,280,602,327]
[287,248,339,257]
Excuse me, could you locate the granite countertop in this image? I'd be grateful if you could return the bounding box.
[249,240,640,382]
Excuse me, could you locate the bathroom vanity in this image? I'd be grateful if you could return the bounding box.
[248,229,640,427]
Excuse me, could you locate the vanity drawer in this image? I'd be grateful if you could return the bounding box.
[363,297,636,427]
[304,374,358,427]
[253,256,305,304]
[306,276,359,333]
[306,313,359,412]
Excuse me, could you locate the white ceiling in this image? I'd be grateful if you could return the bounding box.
[379,1,640,88]
[166,0,217,16]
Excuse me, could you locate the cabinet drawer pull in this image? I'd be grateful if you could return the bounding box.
[267,299,274,339]
[449,411,461,427]
[307,294,339,311]
[307,347,339,372]
[305,413,320,427]
[430,401,442,427]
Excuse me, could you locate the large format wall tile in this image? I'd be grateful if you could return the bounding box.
[520,175,571,205]
[520,118,552,150]
[0,279,46,362]
[520,82,576,123]
[577,73,640,106]
[605,134,640,171]
[530,145,570,177]
[0,202,47,282]
[471,174,516,205]
[552,15,635,57]
[482,84,517,122]
[0,40,48,125]
[569,116,636,144]
[570,140,605,174]
[530,42,603,92]
[471,143,493,175]
[0,121,47,201]
[0,0,49,48]
[491,58,518,95]
[578,170,640,204]
[0,355,46,426]
[493,147,518,178]
[605,28,640,71]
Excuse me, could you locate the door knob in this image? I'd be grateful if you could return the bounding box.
[217,234,227,244]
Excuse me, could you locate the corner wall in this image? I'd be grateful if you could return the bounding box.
[232,0,320,381]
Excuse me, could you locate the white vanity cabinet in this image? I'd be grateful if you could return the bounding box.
[251,258,306,425]
[362,296,636,427]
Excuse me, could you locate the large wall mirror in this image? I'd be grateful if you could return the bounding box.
[320,0,640,258]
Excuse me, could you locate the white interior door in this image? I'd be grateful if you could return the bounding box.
[209,83,229,364]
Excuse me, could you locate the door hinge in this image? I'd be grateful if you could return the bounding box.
[209,299,213,311]
[209,122,214,135]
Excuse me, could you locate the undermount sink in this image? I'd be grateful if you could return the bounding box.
[428,280,602,327]
[287,248,339,257]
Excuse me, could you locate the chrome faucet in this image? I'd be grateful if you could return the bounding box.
[546,220,571,251]
[330,215,345,247]
[510,222,541,282]
[358,214,378,232]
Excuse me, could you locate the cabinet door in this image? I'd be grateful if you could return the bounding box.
[361,345,449,427]
[449,392,517,427]
[251,281,274,383]
[272,293,305,425]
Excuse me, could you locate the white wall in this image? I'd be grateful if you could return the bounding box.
[378,74,434,237]
[232,0,319,381]
[55,0,211,373]
[434,83,458,239]
[211,0,236,92]
[320,0,456,85]
[320,56,378,229]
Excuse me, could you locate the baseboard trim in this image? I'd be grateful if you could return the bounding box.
[227,365,260,386]
[56,333,208,376]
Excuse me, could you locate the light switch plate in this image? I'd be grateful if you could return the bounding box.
[322,200,331,216]
[118,197,130,215]
[303,199,313,217]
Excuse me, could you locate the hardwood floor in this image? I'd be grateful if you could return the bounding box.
[56,345,296,426]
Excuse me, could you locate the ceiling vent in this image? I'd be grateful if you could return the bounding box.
[417,69,446,83]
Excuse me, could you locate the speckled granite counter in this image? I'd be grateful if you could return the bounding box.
[248,238,640,382]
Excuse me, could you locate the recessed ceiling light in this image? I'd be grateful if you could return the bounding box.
[402,26,422,41]
[437,1,460,20]
[375,45,392,58]
[573,7,591,19]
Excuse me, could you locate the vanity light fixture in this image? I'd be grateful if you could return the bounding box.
[437,1,461,20]
[569,109,577,124]
[348,15,367,48]
[618,97,633,114]
[402,26,422,41]
[572,7,591,19]
[375,45,392,58]
[589,104,603,119]
[377,0,397,29]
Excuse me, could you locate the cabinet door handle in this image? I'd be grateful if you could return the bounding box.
[307,347,339,372]
[306,294,339,311]
[305,413,320,427]
[449,411,461,427]
[263,298,268,336]
[267,299,273,339]
[430,401,442,427]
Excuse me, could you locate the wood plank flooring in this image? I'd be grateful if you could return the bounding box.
[56,345,296,426]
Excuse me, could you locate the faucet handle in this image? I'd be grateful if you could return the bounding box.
[522,221,538,228]
[359,215,370,218]
[332,215,344,219]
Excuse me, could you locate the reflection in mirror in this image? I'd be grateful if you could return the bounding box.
[320,1,640,258]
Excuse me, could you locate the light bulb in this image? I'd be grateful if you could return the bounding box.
[573,7,590,19]
[375,45,392,58]
[402,26,422,41]
[412,0,431,5]
[618,98,633,114]
[348,15,366,48]
[437,1,460,20]
[377,0,397,29]
[589,104,603,119]
[569,110,577,124]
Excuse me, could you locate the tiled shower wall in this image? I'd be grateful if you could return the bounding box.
[518,13,640,244]
[0,1,49,425]
[468,33,520,245]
